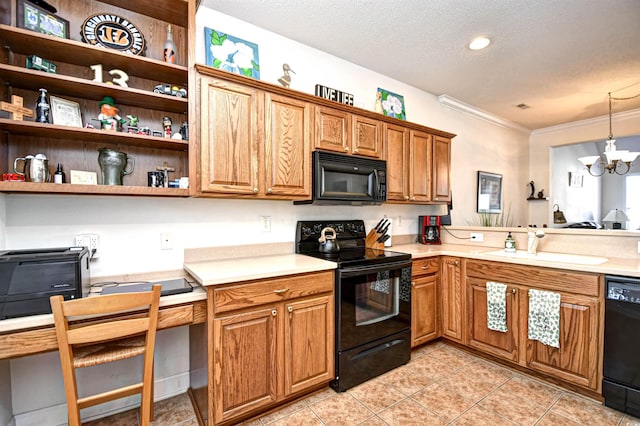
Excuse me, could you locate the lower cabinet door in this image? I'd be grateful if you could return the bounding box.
[412,274,440,347]
[213,306,278,423]
[284,295,334,396]
[467,278,519,362]
[525,292,600,390]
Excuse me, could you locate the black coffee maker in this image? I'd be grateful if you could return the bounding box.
[418,215,441,245]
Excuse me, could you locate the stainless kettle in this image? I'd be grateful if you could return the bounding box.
[14,154,50,182]
[318,227,340,253]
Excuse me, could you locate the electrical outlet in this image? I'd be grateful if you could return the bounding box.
[260,216,271,232]
[74,233,99,259]
[637,241,640,254]
[470,232,484,242]
[161,232,173,250]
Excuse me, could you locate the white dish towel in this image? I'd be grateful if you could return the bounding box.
[486,281,507,332]
[528,289,561,348]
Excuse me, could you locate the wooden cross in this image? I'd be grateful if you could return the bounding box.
[156,161,175,188]
[0,95,34,121]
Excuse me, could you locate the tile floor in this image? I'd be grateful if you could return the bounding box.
[89,341,640,426]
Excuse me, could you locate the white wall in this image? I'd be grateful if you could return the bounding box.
[3,7,533,423]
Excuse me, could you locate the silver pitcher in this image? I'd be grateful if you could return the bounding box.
[14,154,50,182]
[97,148,134,185]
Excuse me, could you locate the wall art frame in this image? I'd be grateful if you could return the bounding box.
[50,96,83,128]
[477,171,503,213]
[204,27,260,79]
[16,0,69,39]
[377,88,406,120]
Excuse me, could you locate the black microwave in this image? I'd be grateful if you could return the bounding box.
[296,151,387,205]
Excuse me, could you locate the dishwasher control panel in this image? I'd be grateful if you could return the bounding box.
[606,275,640,303]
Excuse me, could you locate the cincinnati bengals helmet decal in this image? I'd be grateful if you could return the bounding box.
[81,14,146,56]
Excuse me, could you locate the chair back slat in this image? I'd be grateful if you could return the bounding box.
[67,317,150,345]
[61,291,156,317]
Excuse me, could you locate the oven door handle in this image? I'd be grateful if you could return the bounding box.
[338,259,412,278]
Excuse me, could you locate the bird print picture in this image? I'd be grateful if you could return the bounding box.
[205,27,260,79]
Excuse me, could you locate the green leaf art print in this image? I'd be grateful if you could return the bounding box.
[204,27,260,79]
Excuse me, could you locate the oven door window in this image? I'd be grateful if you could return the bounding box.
[338,264,411,351]
[356,271,398,326]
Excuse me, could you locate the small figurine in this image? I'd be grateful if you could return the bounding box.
[537,189,545,199]
[277,63,295,88]
[97,96,126,131]
[126,114,139,127]
[374,91,383,113]
[527,180,535,200]
[162,116,172,139]
[179,121,189,140]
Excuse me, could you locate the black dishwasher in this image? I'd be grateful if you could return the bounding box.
[603,274,640,417]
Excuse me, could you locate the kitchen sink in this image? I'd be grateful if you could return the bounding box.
[485,250,608,265]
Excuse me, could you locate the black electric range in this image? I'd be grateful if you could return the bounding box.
[294,220,410,267]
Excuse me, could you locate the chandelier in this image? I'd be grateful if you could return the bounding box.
[578,92,639,176]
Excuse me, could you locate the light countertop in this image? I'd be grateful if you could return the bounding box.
[391,243,640,277]
[184,254,337,286]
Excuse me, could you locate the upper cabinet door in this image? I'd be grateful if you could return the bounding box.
[352,115,383,158]
[383,123,410,201]
[432,135,452,202]
[200,77,260,195]
[264,93,312,198]
[314,106,352,154]
[409,130,432,202]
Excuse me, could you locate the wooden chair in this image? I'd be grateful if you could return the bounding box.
[50,285,161,426]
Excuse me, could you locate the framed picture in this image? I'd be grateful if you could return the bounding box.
[569,171,583,188]
[50,96,83,128]
[204,27,260,79]
[16,0,70,39]
[377,88,406,120]
[477,171,502,213]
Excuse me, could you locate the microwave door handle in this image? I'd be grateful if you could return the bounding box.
[373,169,380,193]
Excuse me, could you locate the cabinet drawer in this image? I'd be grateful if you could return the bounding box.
[412,258,439,276]
[213,271,334,313]
[466,260,600,297]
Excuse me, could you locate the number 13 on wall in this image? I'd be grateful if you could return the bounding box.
[90,64,129,87]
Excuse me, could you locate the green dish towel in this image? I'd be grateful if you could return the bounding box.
[486,281,507,332]
[528,289,561,348]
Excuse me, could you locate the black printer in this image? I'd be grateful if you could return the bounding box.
[0,247,90,319]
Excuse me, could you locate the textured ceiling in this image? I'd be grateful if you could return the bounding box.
[201,0,640,130]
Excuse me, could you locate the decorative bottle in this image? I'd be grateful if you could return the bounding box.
[35,88,50,123]
[163,25,177,64]
[504,232,516,253]
[54,163,65,184]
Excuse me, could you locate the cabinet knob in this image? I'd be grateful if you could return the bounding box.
[267,188,273,194]
[512,288,516,294]
[404,196,409,200]
[253,187,259,193]
[273,288,289,294]
[412,281,416,287]
[344,147,349,152]
[272,309,277,316]
[434,197,439,201]
[354,149,359,153]
[288,306,293,313]
[410,197,415,201]
[421,265,428,270]
[454,261,459,266]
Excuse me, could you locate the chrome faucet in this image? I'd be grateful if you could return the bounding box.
[527,228,545,254]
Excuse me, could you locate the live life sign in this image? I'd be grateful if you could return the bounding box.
[315,84,354,106]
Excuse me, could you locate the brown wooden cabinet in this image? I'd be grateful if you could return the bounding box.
[314,106,382,158]
[0,1,190,196]
[465,259,603,392]
[467,277,519,362]
[191,271,334,425]
[411,258,441,347]
[441,256,464,342]
[198,76,311,200]
[383,123,450,204]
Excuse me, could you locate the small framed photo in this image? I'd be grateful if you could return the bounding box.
[569,171,583,188]
[477,171,503,213]
[377,88,406,120]
[16,0,70,39]
[50,96,83,128]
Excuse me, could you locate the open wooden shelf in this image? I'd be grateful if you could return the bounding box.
[0,181,190,197]
[0,25,188,85]
[102,0,189,27]
[0,119,189,151]
[0,64,188,113]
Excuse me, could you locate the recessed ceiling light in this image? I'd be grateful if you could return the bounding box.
[469,36,491,50]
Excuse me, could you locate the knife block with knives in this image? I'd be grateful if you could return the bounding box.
[366,218,391,249]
